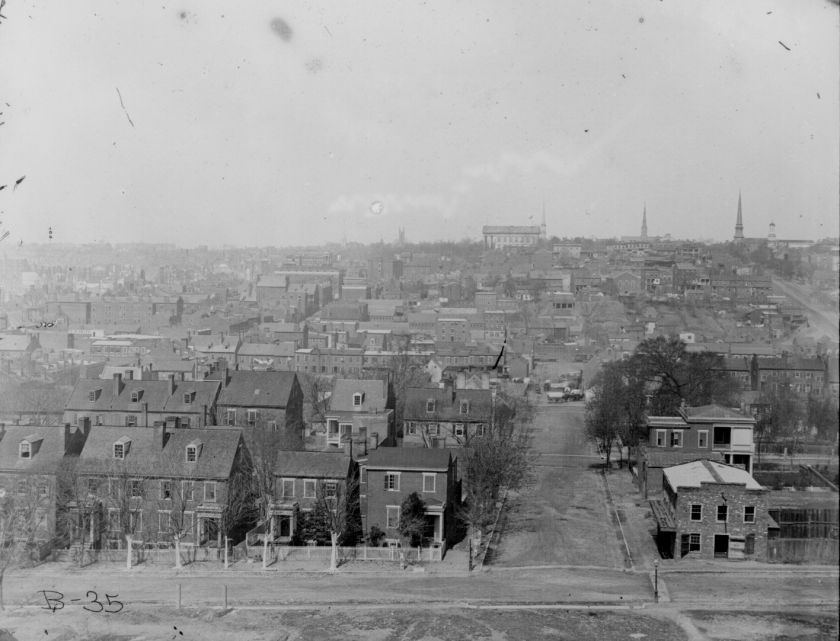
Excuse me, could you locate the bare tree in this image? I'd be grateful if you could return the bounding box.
[457,391,534,544]
[153,465,202,569]
[245,418,298,568]
[99,462,151,569]
[55,457,102,567]
[0,478,51,609]
[308,476,361,573]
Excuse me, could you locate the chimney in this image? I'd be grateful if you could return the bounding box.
[113,372,123,396]
[343,438,353,457]
[157,424,170,449]
[168,373,176,396]
[368,432,379,450]
[142,402,149,428]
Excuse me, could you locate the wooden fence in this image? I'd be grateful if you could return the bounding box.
[767,538,840,564]
[249,543,444,564]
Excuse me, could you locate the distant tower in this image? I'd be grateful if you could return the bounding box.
[734,192,744,241]
[641,203,648,240]
[398,227,405,246]
[768,221,776,239]
[540,203,547,239]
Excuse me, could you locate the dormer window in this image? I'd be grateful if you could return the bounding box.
[19,442,31,459]
[353,392,363,407]
[183,391,194,404]
[113,436,131,459]
[88,388,101,402]
[130,390,142,403]
[426,399,435,413]
[459,400,470,415]
[186,440,202,462]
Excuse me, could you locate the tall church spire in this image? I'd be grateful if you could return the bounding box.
[734,191,744,241]
[641,203,648,239]
[540,202,547,239]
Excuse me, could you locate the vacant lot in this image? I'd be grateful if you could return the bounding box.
[2,605,689,641]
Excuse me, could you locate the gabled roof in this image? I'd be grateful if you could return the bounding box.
[273,450,352,479]
[364,447,452,472]
[645,450,725,468]
[664,459,763,491]
[329,379,389,413]
[403,387,493,422]
[77,426,242,479]
[217,371,298,408]
[65,378,221,413]
[0,426,68,474]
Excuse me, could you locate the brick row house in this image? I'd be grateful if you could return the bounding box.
[650,459,777,560]
[359,448,459,547]
[64,373,221,430]
[72,426,250,550]
[402,385,510,448]
[0,425,89,547]
[324,378,395,451]
[215,371,304,436]
[640,404,756,498]
[257,450,356,544]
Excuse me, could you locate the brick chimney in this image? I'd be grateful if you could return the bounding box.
[113,372,123,396]
[142,402,149,427]
[168,373,176,396]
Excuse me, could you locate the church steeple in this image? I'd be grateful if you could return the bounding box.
[540,202,547,239]
[641,203,648,239]
[734,192,744,241]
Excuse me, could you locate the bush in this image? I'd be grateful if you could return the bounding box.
[368,525,385,547]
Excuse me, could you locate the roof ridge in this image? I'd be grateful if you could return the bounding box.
[702,459,726,483]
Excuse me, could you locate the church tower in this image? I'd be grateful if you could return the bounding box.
[540,203,547,239]
[641,203,648,240]
[734,192,744,242]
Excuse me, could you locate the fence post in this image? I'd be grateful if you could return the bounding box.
[177,583,181,609]
[223,584,228,609]
[363,545,367,561]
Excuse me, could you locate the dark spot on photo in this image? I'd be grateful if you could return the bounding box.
[270,17,293,41]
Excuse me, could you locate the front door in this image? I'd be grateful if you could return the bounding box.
[714,534,729,558]
[680,534,690,558]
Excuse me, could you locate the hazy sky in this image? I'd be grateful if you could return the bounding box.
[0,0,837,247]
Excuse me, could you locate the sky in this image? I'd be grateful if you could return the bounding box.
[0,0,838,248]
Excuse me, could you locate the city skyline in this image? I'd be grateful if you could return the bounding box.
[0,0,838,248]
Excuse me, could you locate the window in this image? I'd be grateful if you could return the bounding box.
[281,478,294,498]
[186,446,197,462]
[386,506,400,529]
[38,481,49,498]
[406,422,416,435]
[87,478,99,495]
[459,400,470,415]
[161,480,173,500]
[130,391,141,402]
[423,473,436,493]
[353,393,363,407]
[125,415,137,427]
[225,409,236,426]
[384,472,400,491]
[744,506,755,523]
[95,415,103,426]
[269,421,279,432]
[130,479,143,498]
[108,509,120,532]
[427,423,440,437]
[698,430,708,448]
[475,424,486,437]
[360,468,367,484]
[670,431,682,447]
[182,480,194,501]
[426,399,435,413]
[713,427,731,447]
[717,505,728,522]
[690,504,702,521]
[19,442,31,459]
[324,481,337,498]
[16,479,27,494]
[303,479,316,498]
[158,511,171,533]
[204,481,217,502]
[655,430,666,447]
[247,409,259,426]
[454,423,465,437]
[183,392,193,404]
[689,533,701,552]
